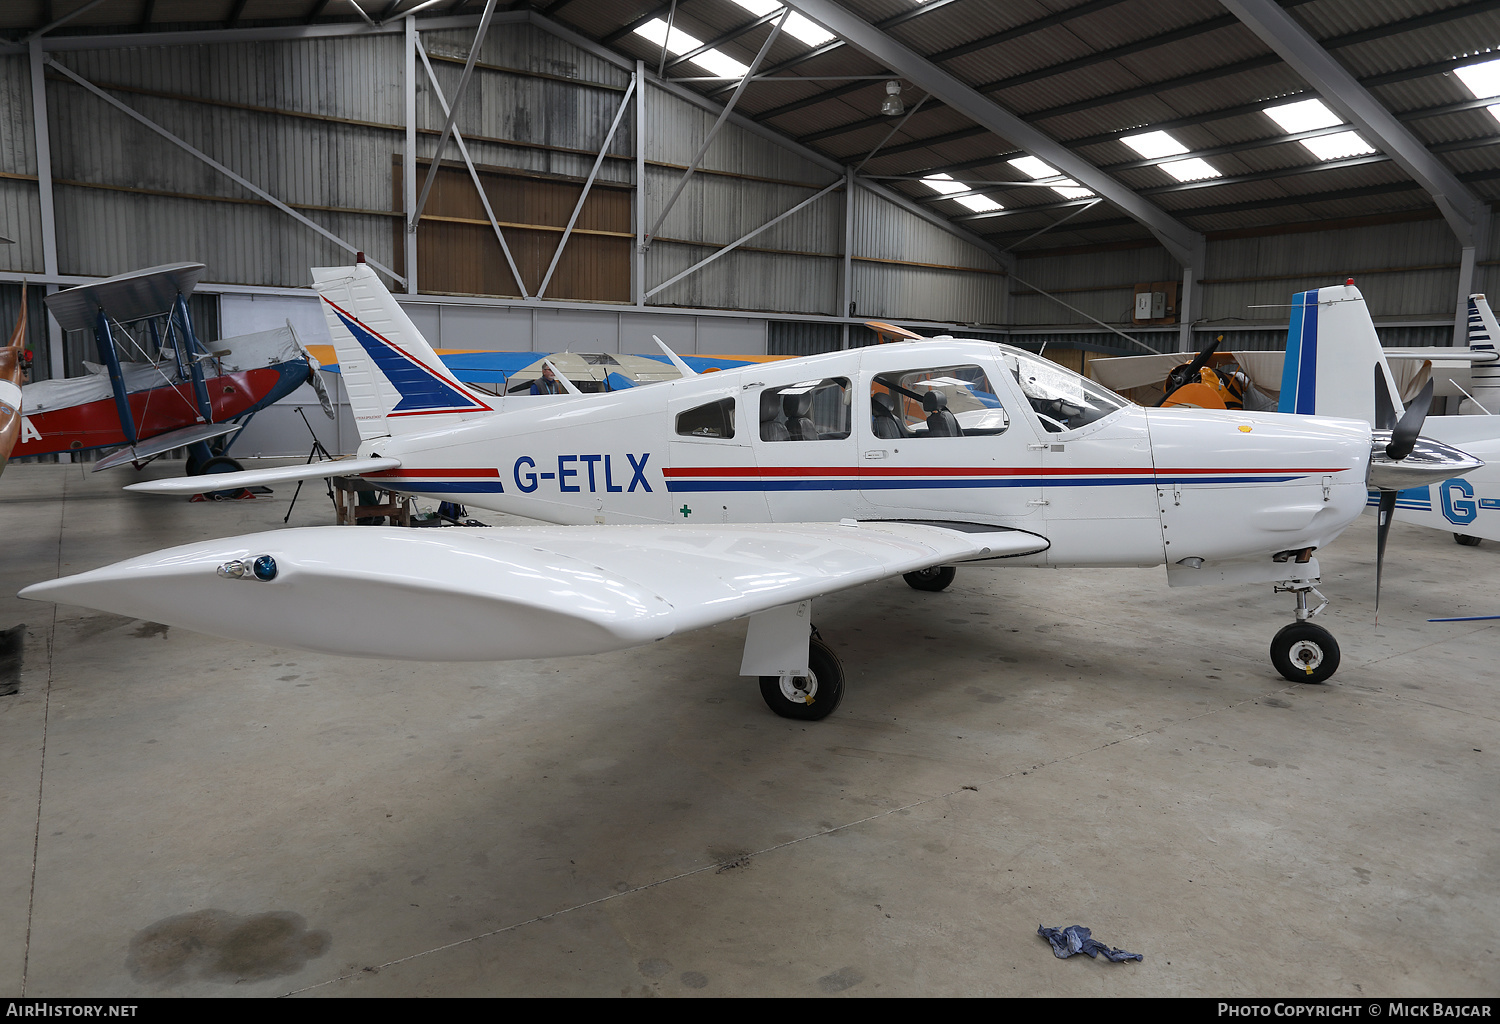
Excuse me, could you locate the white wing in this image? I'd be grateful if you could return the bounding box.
[20,521,1046,661]
[123,456,401,494]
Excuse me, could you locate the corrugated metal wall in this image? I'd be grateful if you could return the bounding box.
[0,54,42,276]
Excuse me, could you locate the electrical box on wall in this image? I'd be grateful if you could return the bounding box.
[1132,281,1177,325]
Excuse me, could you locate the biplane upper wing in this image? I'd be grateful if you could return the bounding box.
[20,520,1047,662]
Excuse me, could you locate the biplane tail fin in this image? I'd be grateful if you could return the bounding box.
[312,261,493,440]
[1278,282,1404,424]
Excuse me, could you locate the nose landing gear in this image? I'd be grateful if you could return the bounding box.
[1270,581,1340,683]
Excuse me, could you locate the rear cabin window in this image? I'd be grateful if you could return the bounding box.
[676,397,736,439]
[869,365,1008,438]
[759,378,851,441]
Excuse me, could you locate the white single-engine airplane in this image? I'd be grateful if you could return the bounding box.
[18,261,1484,719]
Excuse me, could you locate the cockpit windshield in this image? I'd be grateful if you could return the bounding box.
[1001,350,1129,433]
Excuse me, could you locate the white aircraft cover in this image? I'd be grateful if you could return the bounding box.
[21,521,1047,662]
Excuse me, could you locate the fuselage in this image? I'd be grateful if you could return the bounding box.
[357,340,1373,570]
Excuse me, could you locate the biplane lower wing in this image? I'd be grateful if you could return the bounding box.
[21,521,1047,662]
[122,456,401,494]
[92,421,245,472]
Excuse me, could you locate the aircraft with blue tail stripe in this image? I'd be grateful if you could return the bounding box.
[18,260,1484,716]
[1279,282,1500,548]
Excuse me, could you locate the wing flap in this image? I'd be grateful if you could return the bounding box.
[20,522,1043,662]
[124,457,402,494]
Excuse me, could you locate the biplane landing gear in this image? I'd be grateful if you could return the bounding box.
[903,565,956,592]
[759,635,844,721]
[1270,582,1340,683]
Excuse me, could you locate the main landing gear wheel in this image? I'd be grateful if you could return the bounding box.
[1270,622,1340,684]
[1454,533,1482,547]
[759,636,845,721]
[903,565,956,592]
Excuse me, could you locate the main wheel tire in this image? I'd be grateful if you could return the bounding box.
[903,565,956,592]
[197,456,245,500]
[1270,622,1340,684]
[1454,533,1482,546]
[759,636,845,721]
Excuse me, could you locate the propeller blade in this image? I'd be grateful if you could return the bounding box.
[1374,489,1397,624]
[1386,378,1434,461]
[1155,335,1221,407]
[1183,334,1221,377]
[1373,365,1397,431]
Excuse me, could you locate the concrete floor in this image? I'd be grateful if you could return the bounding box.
[1,461,1496,997]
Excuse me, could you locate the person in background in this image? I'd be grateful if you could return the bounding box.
[530,363,564,395]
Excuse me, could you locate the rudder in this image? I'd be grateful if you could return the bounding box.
[312,262,491,439]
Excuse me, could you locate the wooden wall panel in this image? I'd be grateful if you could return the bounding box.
[394,158,630,302]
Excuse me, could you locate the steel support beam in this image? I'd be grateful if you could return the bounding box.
[47,57,405,285]
[29,38,63,383]
[409,0,499,233]
[634,59,647,307]
[842,164,854,346]
[538,76,637,299]
[404,16,418,294]
[644,9,789,249]
[416,33,529,297]
[1220,0,1489,343]
[646,178,842,299]
[781,0,1203,271]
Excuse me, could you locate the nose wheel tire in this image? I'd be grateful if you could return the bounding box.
[759,636,845,721]
[1270,622,1340,684]
[1454,533,1482,547]
[903,565,956,592]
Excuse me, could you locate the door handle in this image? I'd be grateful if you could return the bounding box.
[863,450,887,459]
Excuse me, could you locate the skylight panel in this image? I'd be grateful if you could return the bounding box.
[921,173,967,195]
[694,48,750,78]
[1299,131,1376,161]
[1008,156,1094,200]
[728,2,837,47]
[634,17,701,54]
[634,18,750,78]
[1263,98,1374,162]
[1264,98,1341,133]
[1455,58,1500,100]
[1454,59,1500,127]
[921,173,1003,212]
[1159,157,1221,182]
[956,194,1003,213]
[1121,130,1187,159]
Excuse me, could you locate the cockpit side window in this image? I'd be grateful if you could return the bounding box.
[676,397,735,439]
[869,365,1008,438]
[759,378,851,441]
[1003,352,1128,433]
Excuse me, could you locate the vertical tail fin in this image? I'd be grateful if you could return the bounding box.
[1466,294,1500,414]
[311,263,492,440]
[1278,282,1404,424]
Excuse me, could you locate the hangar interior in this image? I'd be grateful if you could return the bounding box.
[0,0,1497,999]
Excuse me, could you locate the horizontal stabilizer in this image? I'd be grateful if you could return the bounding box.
[1383,347,1500,363]
[93,421,244,472]
[123,456,402,494]
[20,521,1045,662]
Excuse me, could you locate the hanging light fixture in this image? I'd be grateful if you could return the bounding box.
[880,80,904,116]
